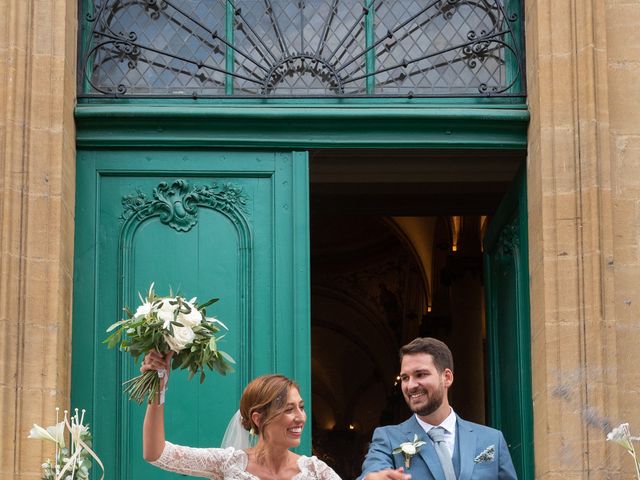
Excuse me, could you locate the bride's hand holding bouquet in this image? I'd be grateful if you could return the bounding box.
[104,283,235,404]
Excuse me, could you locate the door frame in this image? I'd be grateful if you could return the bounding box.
[483,166,534,478]
[75,103,532,474]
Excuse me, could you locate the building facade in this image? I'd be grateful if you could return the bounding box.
[1,0,639,478]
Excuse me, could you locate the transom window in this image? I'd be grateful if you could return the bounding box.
[79,0,524,98]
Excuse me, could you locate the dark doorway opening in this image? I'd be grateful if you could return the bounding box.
[309,149,525,479]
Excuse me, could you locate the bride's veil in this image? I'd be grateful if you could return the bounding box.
[220,410,256,450]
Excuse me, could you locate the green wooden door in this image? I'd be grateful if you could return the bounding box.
[483,167,534,479]
[72,149,310,479]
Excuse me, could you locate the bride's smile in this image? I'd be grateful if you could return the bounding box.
[262,388,306,448]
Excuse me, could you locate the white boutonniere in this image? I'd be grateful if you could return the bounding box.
[393,434,426,468]
[474,444,495,464]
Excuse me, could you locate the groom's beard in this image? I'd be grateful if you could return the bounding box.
[406,382,446,417]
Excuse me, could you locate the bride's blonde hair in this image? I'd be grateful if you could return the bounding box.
[239,374,300,439]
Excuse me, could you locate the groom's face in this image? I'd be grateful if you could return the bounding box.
[399,353,451,417]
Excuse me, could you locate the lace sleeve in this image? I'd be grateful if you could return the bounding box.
[150,441,236,478]
[301,456,342,480]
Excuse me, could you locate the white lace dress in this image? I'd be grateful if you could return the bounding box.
[151,441,342,480]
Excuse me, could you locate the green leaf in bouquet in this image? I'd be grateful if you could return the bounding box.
[200,370,206,384]
[219,350,236,365]
[106,319,128,333]
[198,297,219,310]
[128,349,144,362]
[199,322,215,333]
[211,359,227,376]
[123,306,135,318]
[178,352,193,369]
[103,329,123,348]
[208,337,217,352]
[171,320,185,328]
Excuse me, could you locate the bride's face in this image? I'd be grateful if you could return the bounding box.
[262,387,306,449]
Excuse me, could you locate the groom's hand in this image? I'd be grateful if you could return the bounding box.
[364,468,411,480]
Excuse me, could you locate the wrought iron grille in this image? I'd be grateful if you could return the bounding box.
[79,0,525,98]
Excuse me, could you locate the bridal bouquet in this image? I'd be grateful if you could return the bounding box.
[104,283,235,403]
[28,407,104,480]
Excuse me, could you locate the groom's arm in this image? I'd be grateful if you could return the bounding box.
[497,432,518,480]
[358,427,409,480]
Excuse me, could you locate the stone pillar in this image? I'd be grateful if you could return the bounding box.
[604,0,640,476]
[0,0,77,478]
[525,0,639,477]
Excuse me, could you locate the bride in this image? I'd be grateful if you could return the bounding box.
[141,350,341,480]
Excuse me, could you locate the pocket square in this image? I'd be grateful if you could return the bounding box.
[474,444,495,463]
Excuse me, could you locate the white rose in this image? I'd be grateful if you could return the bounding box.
[134,301,152,318]
[401,443,417,456]
[158,310,175,329]
[164,325,195,353]
[156,298,179,314]
[155,298,179,328]
[177,301,203,328]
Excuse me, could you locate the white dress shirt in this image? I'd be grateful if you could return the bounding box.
[415,408,457,457]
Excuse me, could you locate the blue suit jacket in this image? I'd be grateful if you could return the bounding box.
[357,416,517,480]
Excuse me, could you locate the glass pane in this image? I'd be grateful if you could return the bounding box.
[375,0,511,95]
[79,0,524,97]
[84,0,226,95]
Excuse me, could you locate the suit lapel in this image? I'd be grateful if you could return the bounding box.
[403,416,444,480]
[456,418,478,480]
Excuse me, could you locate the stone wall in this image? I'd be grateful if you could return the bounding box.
[525,0,640,477]
[606,0,640,435]
[1,0,640,478]
[0,0,77,478]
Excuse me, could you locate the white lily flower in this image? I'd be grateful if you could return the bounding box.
[607,423,633,449]
[29,422,65,447]
[70,422,89,440]
[47,421,66,447]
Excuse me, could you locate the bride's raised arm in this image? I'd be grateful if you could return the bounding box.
[141,350,173,462]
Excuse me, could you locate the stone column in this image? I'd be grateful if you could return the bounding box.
[0,0,77,478]
[525,0,639,477]
[604,0,640,476]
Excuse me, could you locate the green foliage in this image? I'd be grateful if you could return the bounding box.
[104,285,234,404]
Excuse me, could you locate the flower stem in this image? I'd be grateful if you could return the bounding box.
[123,370,160,404]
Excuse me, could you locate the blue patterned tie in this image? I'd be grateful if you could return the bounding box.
[427,427,457,480]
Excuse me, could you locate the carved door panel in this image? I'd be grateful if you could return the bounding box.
[483,167,534,479]
[72,150,310,479]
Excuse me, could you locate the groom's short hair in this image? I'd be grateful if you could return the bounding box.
[400,337,454,373]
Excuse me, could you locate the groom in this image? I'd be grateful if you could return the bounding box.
[358,337,517,480]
